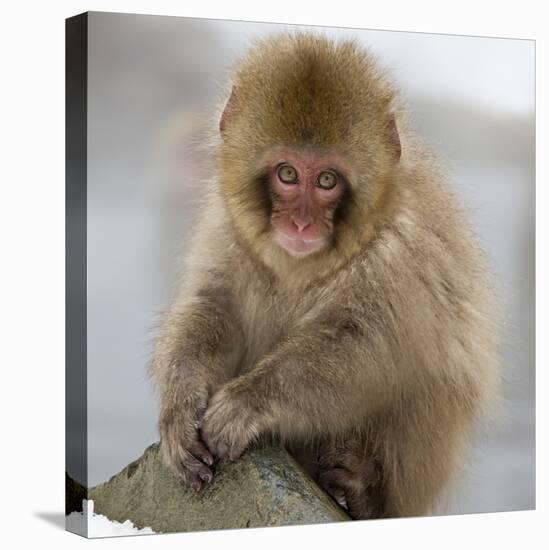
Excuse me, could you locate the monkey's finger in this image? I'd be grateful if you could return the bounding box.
[227,444,244,462]
[179,453,214,485]
[190,439,214,466]
[344,489,371,519]
[211,440,230,460]
[321,481,347,506]
[168,458,204,492]
[185,471,205,492]
[201,422,229,459]
[318,467,356,494]
[318,451,362,473]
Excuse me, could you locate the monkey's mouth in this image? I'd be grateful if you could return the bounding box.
[273,229,326,257]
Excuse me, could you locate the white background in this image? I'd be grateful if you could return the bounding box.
[0,0,546,548]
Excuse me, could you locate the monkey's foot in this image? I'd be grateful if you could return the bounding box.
[317,443,384,520]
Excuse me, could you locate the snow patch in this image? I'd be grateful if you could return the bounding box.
[66,500,156,538]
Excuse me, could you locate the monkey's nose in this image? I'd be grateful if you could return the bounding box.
[291,216,312,233]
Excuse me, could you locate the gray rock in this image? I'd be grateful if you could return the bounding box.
[89,443,349,533]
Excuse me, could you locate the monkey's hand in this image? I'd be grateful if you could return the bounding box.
[201,382,263,461]
[317,439,383,520]
[158,391,215,492]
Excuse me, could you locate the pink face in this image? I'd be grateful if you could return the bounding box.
[263,148,350,257]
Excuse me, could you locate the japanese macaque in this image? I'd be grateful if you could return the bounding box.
[150,34,498,519]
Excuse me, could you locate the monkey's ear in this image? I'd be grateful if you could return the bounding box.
[388,113,401,161]
[220,86,238,135]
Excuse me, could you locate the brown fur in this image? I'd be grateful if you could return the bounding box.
[150,33,499,519]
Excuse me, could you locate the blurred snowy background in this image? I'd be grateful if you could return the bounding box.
[79,12,535,515]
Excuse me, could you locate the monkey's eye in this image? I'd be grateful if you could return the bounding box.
[277,164,298,184]
[316,171,337,190]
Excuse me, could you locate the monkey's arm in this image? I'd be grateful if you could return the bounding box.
[201,314,408,460]
[151,285,245,489]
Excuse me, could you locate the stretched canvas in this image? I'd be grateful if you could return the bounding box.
[65,11,535,538]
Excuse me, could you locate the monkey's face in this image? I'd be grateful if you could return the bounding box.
[260,146,350,257]
[217,35,401,280]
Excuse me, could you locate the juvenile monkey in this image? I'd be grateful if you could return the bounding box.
[150,34,498,519]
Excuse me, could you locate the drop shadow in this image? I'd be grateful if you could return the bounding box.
[34,511,66,530]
